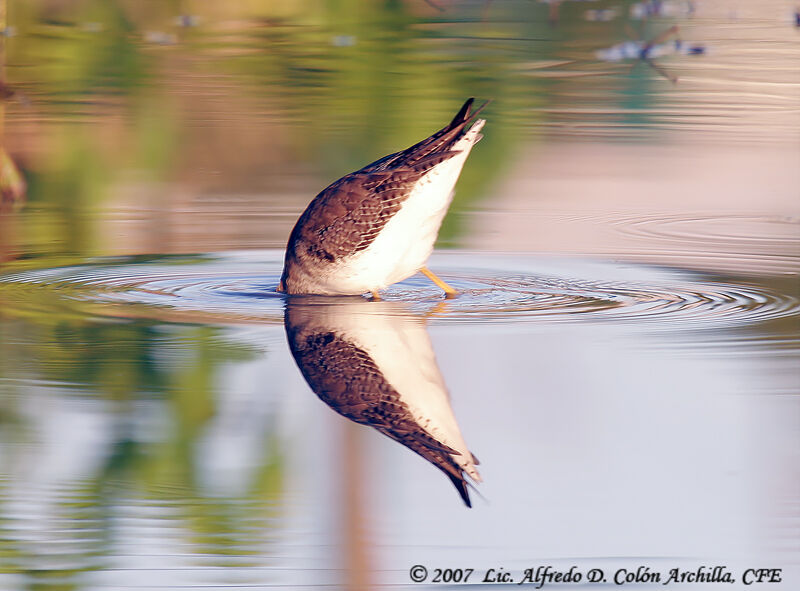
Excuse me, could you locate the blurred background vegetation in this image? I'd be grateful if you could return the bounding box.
[0,0,675,265]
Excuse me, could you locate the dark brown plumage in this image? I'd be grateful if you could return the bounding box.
[279,98,488,295]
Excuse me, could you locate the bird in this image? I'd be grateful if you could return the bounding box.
[278,98,488,299]
[284,298,482,506]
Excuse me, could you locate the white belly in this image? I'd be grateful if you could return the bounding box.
[328,136,483,293]
[327,163,460,292]
[300,118,484,295]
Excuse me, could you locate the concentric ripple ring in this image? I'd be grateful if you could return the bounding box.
[0,251,796,338]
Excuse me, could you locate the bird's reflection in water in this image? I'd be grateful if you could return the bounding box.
[284,297,481,506]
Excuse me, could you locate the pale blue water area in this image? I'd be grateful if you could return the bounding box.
[1,1,799,589]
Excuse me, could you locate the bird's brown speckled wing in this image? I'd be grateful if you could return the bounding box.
[286,98,488,263]
[287,159,448,263]
[286,324,474,506]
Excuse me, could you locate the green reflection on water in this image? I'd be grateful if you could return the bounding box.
[0,305,284,587]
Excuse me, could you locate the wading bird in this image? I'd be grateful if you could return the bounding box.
[278,98,488,299]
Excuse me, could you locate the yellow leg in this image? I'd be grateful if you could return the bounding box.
[420,267,458,299]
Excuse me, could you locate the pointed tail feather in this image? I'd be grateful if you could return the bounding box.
[449,97,491,128]
[449,98,475,126]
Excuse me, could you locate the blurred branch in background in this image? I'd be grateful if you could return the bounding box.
[1,0,27,263]
[0,147,25,212]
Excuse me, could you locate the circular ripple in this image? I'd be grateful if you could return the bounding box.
[616,214,800,246]
[0,251,797,336]
[394,262,799,333]
[610,213,800,273]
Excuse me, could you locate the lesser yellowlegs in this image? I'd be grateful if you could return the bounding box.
[278,98,488,298]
